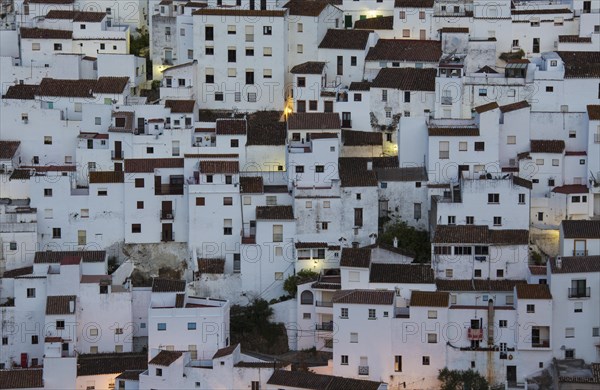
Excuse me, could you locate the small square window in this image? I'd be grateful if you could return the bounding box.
[422,356,430,365]
[132,224,141,233]
[135,178,144,188]
[303,313,311,320]
[157,323,167,331]
[188,322,197,330]
[137,201,144,209]
[526,304,535,313]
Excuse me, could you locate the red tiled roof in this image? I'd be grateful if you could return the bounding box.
[247,111,286,146]
[512,175,533,189]
[38,78,95,97]
[552,184,588,194]
[213,343,239,359]
[366,39,441,62]
[410,291,449,307]
[256,205,294,220]
[310,132,338,139]
[369,263,434,283]
[34,250,105,263]
[319,29,372,50]
[474,102,499,114]
[500,101,530,113]
[512,8,572,15]
[340,248,371,268]
[124,158,184,173]
[559,35,592,43]
[2,266,34,278]
[550,256,600,274]
[60,256,82,265]
[46,295,76,315]
[239,176,264,193]
[587,105,600,120]
[529,266,547,276]
[149,350,183,366]
[77,353,147,376]
[433,225,528,245]
[197,258,225,274]
[193,9,286,17]
[349,82,371,91]
[556,51,600,78]
[165,99,196,113]
[428,126,479,136]
[283,0,330,16]
[288,112,340,130]
[94,77,129,94]
[372,68,436,91]
[333,289,394,305]
[216,119,246,135]
[530,140,565,154]
[152,278,185,292]
[20,27,72,39]
[290,61,327,74]
[565,151,587,156]
[0,369,43,389]
[516,284,552,300]
[342,130,382,146]
[199,160,239,174]
[436,279,527,292]
[395,0,434,7]
[3,84,38,100]
[476,65,499,74]
[440,27,469,33]
[45,10,106,22]
[89,171,125,183]
[295,242,328,248]
[267,370,382,390]
[0,141,20,160]
[355,15,394,30]
[561,220,600,239]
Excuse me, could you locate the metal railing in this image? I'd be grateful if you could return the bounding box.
[160,210,174,220]
[573,250,588,256]
[315,322,333,331]
[358,366,369,375]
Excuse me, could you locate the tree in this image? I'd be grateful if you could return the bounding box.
[379,221,431,263]
[283,269,319,297]
[438,368,490,390]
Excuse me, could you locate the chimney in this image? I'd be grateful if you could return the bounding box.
[69,299,75,313]
[367,161,373,171]
[393,237,398,248]
[556,256,562,269]
[487,299,494,345]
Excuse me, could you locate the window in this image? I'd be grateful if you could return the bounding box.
[32,42,40,51]
[423,356,430,365]
[474,142,485,151]
[264,69,272,79]
[552,159,559,166]
[548,179,555,187]
[305,201,312,209]
[399,11,406,19]
[536,159,544,166]
[354,208,363,227]
[227,68,236,78]
[225,175,232,184]
[341,308,348,318]
[297,23,303,32]
[402,29,410,38]
[414,203,422,220]
[297,44,303,53]
[2,337,7,345]
[146,147,154,154]
[275,272,283,280]
[404,91,411,103]
[428,310,437,319]
[303,313,311,320]
[574,302,582,313]
[224,219,233,235]
[527,304,535,313]
[52,228,61,239]
[382,90,387,102]
[297,77,306,87]
[188,322,197,330]
[157,323,167,331]
[341,355,348,365]
[44,188,53,197]
[459,142,467,151]
[488,193,499,204]
[205,26,214,40]
[572,196,581,203]
[518,194,526,204]
[100,43,105,50]
[499,320,507,328]
[228,49,236,63]
[27,288,36,298]
[323,201,330,208]
[32,335,38,344]
[447,216,456,225]
[215,92,223,101]
[466,216,474,225]
[9,242,17,250]
[309,100,317,111]
[439,141,449,159]
[263,47,272,57]
[156,368,162,377]
[354,93,362,102]
[350,332,358,343]
[97,189,107,196]
[368,309,376,319]
[546,86,553,92]
[266,196,277,206]
[205,46,214,55]
[494,216,502,226]
[54,43,62,51]
[245,47,254,56]
[223,197,233,206]
[135,178,144,188]
[497,269,504,278]
[474,269,482,277]
[78,230,86,245]
[263,26,272,35]
[479,88,487,97]
[273,225,283,242]
[131,224,141,233]
[248,92,257,102]
[565,328,575,338]
[593,327,600,337]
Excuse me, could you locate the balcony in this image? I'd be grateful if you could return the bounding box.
[358,366,369,376]
[568,287,590,298]
[242,235,256,244]
[111,150,124,160]
[468,328,483,340]
[160,210,174,220]
[316,300,333,307]
[573,250,588,256]
[155,184,184,196]
[532,339,550,348]
[315,322,333,331]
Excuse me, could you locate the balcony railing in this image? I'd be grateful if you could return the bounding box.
[441,96,452,105]
[573,250,588,256]
[160,210,174,220]
[358,366,369,376]
[111,150,124,160]
[316,300,333,307]
[468,328,483,340]
[155,184,184,195]
[532,339,550,348]
[242,235,256,244]
[315,322,333,331]
[568,287,590,298]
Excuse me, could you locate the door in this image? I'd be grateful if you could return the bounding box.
[114,141,122,160]
[532,38,540,53]
[337,56,343,75]
[137,117,145,134]
[21,353,28,368]
[583,1,591,13]
[420,29,426,40]
[342,112,351,128]
[87,139,93,149]
[354,208,363,227]
[297,100,306,112]
[114,162,122,172]
[507,366,517,383]
[162,201,173,219]
[344,15,352,28]
[162,223,173,241]
[574,240,586,256]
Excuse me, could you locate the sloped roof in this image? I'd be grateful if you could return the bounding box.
[530,140,565,154]
[283,0,330,16]
[124,158,184,173]
[366,39,441,62]
[550,256,600,274]
[410,291,449,307]
[3,84,38,100]
[0,369,43,389]
[34,250,105,263]
[342,130,382,146]
[500,101,530,113]
[333,289,394,305]
[561,220,600,239]
[288,112,340,130]
[474,102,499,114]
[77,353,148,376]
[395,0,434,7]
[89,171,125,184]
[369,263,434,284]
[38,78,95,97]
[340,248,371,268]
[587,105,600,120]
[216,119,246,135]
[290,61,327,74]
[433,225,528,245]
[148,350,183,366]
[0,141,20,160]
[46,295,76,315]
[20,27,72,39]
[165,99,196,113]
[372,68,436,90]
[240,176,264,193]
[375,166,428,182]
[319,29,371,50]
[349,82,371,91]
[552,184,589,194]
[45,10,106,22]
[94,77,129,94]
[436,279,527,292]
[515,284,552,300]
[192,8,286,17]
[256,206,294,220]
[354,15,393,30]
[247,111,286,145]
[556,51,600,78]
[151,278,186,292]
[267,370,382,390]
[199,160,239,174]
[2,266,33,278]
[213,343,239,359]
[338,156,398,187]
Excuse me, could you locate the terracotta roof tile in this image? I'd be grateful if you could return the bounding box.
[474,102,499,114]
[29,0,75,3]
[288,112,340,130]
[193,9,286,17]
[256,205,294,220]
[46,295,76,315]
[375,166,427,182]
[333,289,394,305]
[199,160,239,174]
[216,119,246,135]
[197,258,225,274]
[149,350,183,366]
[561,220,600,239]
[89,171,124,184]
[34,250,105,264]
[295,242,328,248]
[587,105,600,120]
[530,140,565,154]
[3,84,38,100]
[512,175,533,189]
[291,61,327,74]
[38,78,95,97]
[151,278,186,292]
[410,291,449,307]
[565,151,587,156]
[338,156,398,187]
[436,279,527,292]
[247,111,286,145]
[556,51,600,78]
[551,256,600,274]
[340,248,371,268]
[369,263,434,283]
[529,266,547,275]
[433,225,528,245]
[310,132,338,139]
[0,141,20,160]
[115,370,145,381]
[45,10,106,22]
[165,99,196,113]
[319,29,372,50]
[77,353,148,376]
[428,126,479,136]
[20,27,72,39]
[125,158,184,173]
[283,0,330,16]
[94,77,129,94]
[512,8,572,15]
[475,65,499,74]
[500,100,530,113]
[349,82,371,91]
[342,130,382,146]
[0,369,43,389]
[366,39,441,62]
[267,370,382,390]
[213,343,239,359]
[240,176,264,193]
[2,266,33,278]
[395,0,434,7]
[516,284,552,300]
[552,184,588,194]
[440,27,469,33]
[559,35,592,43]
[354,15,393,30]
